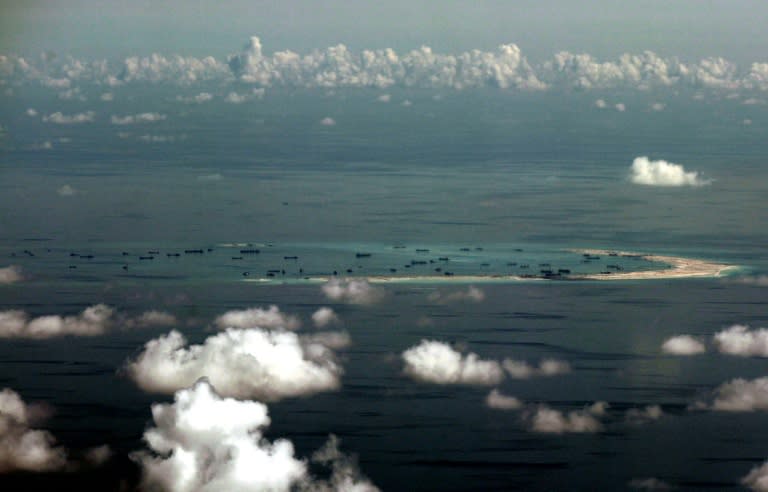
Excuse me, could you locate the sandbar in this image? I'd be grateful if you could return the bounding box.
[243,249,737,284]
[567,249,737,280]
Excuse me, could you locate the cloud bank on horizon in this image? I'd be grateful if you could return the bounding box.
[2,36,768,92]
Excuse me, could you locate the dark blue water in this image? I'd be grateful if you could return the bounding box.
[1,87,767,490]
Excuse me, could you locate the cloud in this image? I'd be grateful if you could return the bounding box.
[625,405,664,424]
[615,102,626,112]
[651,102,666,111]
[713,325,768,357]
[309,434,380,492]
[427,286,485,304]
[0,387,67,472]
[0,387,111,473]
[131,379,378,492]
[663,325,768,358]
[661,335,706,355]
[132,379,305,491]
[628,478,673,490]
[224,91,248,103]
[58,87,85,101]
[117,53,229,85]
[193,92,213,103]
[57,184,77,196]
[629,156,711,187]
[125,327,343,400]
[176,92,214,103]
[214,305,301,331]
[377,94,391,102]
[523,403,605,434]
[42,111,95,124]
[485,389,523,410]
[5,38,768,92]
[32,140,54,150]
[301,331,351,350]
[100,92,113,101]
[320,117,336,126]
[743,462,768,492]
[41,76,70,89]
[25,108,37,116]
[228,37,545,90]
[110,112,166,125]
[402,340,503,386]
[321,278,385,305]
[594,99,607,108]
[0,305,177,339]
[312,307,339,328]
[705,377,768,412]
[0,266,22,284]
[502,358,571,379]
[222,88,266,103]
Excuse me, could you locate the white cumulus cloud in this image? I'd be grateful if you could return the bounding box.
[125,327,343,400]
[312,307,339,328]
[0,387,66,472]
[5,38,768,92]
[661,335,706,355]
[110,112,166,125]
[42,111,95,124]
[0,388,109,472]
[485,389,523,410]
[0,305,177,339]
[321,278,385,305]
[523,403,605,434]
[713,324,768,357]
[502,358,571,379]
[743,462,768,492]
[320,117,336,126]
[214,305,301,331]
[402,340,503,386]
[701,377,768,412]
[224,91,248,103]
[0,265,23,284]
[630,156,711,187]
[625,405,664,424]
[131,379,378,492]
[57,184,77,196]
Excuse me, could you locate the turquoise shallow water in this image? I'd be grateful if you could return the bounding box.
[2,241,683,286]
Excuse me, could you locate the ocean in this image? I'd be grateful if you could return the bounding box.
[1,85,767,490]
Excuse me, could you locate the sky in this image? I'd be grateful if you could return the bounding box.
[1,0,767,63]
